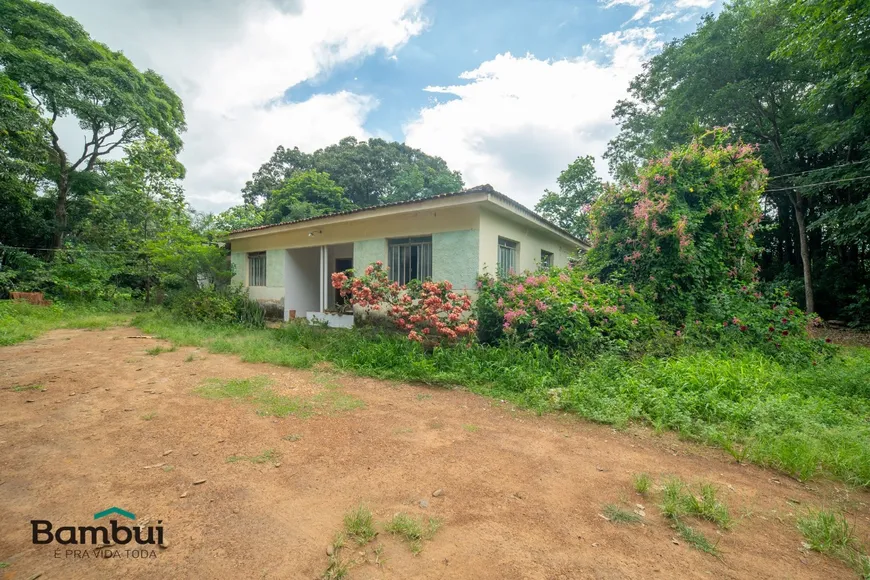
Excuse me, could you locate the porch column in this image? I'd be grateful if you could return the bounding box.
[319,245,328,313]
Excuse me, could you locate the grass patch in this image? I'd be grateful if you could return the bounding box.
[227,449,280,464]
[141,412,157,421]
[323,532,349,580]
[633,473,651,496]
[661,477,731,528]
[798,509,870,577]
[674,519,719,556]
[133,310,870,488]
[195,376,363,418]
[602,503,642,524]
[283,433,302,442]
[146,345,176,356]
[462,424,479,433]
[0,301,131,346]
[384,513,441,555]
[344,504,377,545]
[10,384,43,392]
[184,353,196,362]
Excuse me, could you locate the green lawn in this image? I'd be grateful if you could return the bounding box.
[0,300,131,346]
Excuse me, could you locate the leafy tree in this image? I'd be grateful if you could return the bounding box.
[242,145,311,206]
[243,137,463,209]
[0,73,52,250]
[587,130,766,323]
[70,136,223,301]
[199,204,265,235]
[0,0,186,248]
[262,169,353,224]
[535,156,602,240]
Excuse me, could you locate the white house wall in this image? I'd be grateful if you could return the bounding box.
[284,247,320,320]
[478,207,574,275]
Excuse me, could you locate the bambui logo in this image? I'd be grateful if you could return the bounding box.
[31,506,164,559]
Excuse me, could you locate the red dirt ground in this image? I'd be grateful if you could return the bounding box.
[1,327,868,579]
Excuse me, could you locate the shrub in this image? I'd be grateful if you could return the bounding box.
[169,285,265,328]
[683,283,833,365]
[585,128,766,323]
[331,261,476,346]
[475,267,664,356]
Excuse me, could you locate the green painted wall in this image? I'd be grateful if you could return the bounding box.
[231,249,284,287]
[433,229,479,292]
[266,249,284,287]
[230,251,245,286]
[353,238,386,272]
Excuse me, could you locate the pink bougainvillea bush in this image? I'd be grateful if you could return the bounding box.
[331,261,477,346]
[584,128,766,323]
[475,266,664,356]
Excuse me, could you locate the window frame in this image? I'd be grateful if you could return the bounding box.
[497,237,519,278]
[248,251,267,287]
[387,236,433,285]
[540,249,554,269]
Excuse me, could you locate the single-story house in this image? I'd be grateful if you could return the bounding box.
[228,184,587,324]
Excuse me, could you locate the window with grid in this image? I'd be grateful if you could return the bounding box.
[248,252,266,286]
[497,237,518,277]
[540,250,554,269]
[388,236,432,285]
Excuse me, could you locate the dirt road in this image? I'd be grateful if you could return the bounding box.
[1,327,866,579]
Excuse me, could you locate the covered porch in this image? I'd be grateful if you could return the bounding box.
[283,242,354,327]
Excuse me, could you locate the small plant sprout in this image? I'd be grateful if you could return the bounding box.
[384,513,441,555]
[343,504,377,545]
[633,473,652,496]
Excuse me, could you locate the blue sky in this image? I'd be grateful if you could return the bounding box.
[48,0,719,211]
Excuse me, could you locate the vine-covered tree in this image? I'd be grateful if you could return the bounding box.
[588,130,766,323]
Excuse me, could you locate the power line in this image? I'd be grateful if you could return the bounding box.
[767,159,870,181]
[765,174,870,193]
[0,245,142,254]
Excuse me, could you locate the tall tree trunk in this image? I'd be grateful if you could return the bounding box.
[790,191,815,313]
[52,171,69,249]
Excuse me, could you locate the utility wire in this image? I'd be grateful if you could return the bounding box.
[764,174,870,193]
[767,158,870,181]
[0,245,142,254]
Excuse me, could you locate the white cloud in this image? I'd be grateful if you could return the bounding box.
[599,0,654,22]
[47,0,426,211]
[650,11,679,22]
[404,30,660,208]
[675,0,714,7]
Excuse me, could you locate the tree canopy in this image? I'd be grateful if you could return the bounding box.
[262,169,353,225]
[535,155,602,241]
[243,137,463,209]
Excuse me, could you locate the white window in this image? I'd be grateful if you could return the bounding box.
[497,237,518,277]
[248,252,266,286]
[540,250,554,269]
[388,236,432,285]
